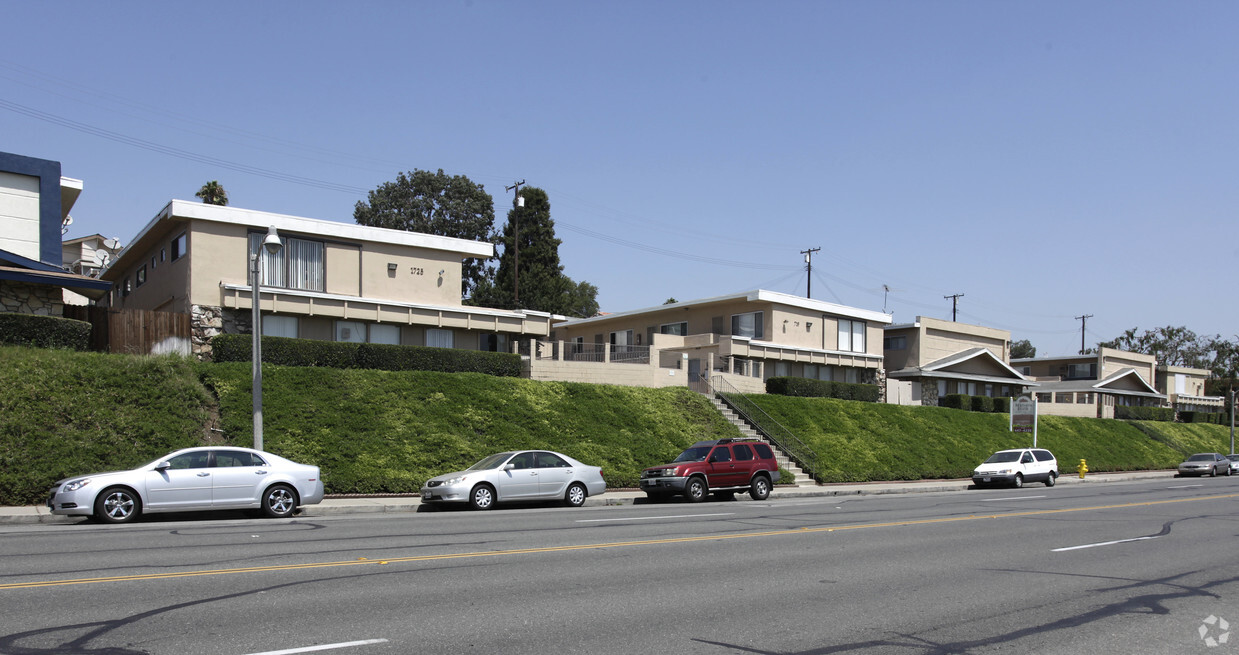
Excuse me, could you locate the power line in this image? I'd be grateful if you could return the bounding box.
[945,293,965,321]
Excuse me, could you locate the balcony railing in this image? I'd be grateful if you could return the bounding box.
[523,340,650,365]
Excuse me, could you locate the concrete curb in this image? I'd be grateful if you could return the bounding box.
[2,470,1179,525]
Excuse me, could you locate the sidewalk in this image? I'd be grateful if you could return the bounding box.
[0,471,1178,525]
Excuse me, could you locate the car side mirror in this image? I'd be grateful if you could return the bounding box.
[504,463,516,471]
[155,461,171,470]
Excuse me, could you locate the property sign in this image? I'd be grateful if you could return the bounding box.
[1011,395,1038,446]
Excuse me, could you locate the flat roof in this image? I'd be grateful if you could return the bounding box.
[557,289,892,328]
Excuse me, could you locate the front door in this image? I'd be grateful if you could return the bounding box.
[706,445,742,487]
[145,450,213,511]
[499,452,540,499]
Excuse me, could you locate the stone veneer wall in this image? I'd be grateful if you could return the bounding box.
[191,305,250,360]
[0,281,64,316]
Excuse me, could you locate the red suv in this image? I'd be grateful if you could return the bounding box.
[639,439,782,502]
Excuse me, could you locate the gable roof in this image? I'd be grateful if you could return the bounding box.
[556,289,892,328]
[888,347,1037,386]
[1033,367,1165,400]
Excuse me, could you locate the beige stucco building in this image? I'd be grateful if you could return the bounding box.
[542,290,891,394]
[1156,364,1224,413]
[1012,348,1165,418]
[98,200,557,357]
[883,316,1034,406]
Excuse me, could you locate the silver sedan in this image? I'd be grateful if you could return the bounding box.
[420,450,606,510]
[1177,452,1232,477]
[47,447,325,523]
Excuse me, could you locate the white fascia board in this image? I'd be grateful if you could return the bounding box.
[557,289,891,328]
[170,200,494,257]
[746,339,883,361]
[923,348,1032,382]
[222,283,538,321]
[1093,368,1161,395]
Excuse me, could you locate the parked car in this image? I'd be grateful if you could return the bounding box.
[1177,453,1232,477]
[639,438,782,502]
[47,447,325,524]
[971,448,1058,488]
[420,450,606,510]
[1228,454,1239,474]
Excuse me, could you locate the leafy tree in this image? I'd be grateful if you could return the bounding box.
[195,180,229,206]
[664,298,678,305]
[1094,326,1213,368]
[354,169,496,299]
[1010,339,1036,359]
[469,186,599,317]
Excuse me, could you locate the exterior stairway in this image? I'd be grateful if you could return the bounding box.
[709,397,815,487]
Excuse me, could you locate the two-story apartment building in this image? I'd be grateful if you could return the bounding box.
[98,200,557,357]
[546,290,891,394]
[883,316,1035,406]
[1012,348,1164,418]
[1156,364,1224,413]
[0,152,110,315]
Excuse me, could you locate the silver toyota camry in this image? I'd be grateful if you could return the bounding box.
[420,450,606,510]
[47,447,325,523]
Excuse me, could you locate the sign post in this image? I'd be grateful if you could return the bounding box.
[1011,395,1038,447]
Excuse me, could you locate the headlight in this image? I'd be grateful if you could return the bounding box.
[63,479,91,492]
[444,475,467,485]
[660,468,679,477]
[997,469,1012,475]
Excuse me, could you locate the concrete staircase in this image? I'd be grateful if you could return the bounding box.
[708,397,815,487]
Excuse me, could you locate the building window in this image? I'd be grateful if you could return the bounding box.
[370,324,400,345]
[884,335,906,350]
[839,319,866,353]
[160,248,166,262]
[479,333,509,352]
[122,278,131,297]
[426,328,453,348]
[171,233,187,261]
[249,233,325,292]
[136,265,147,287]
[1077,393,1093,404]
[1036,392,1052,403]
[610,329,633,353]
[1066,363,1096,379]
[263,315,298,338]
[1056,392,1074,403]
[731,311,763,339]
[150,256,156,270]
[775,361,790,377]
[660,322,688,335]
[335,321,366,343]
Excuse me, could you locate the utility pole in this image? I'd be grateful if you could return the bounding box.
[505,180,524,306]
[800,247,820,299]
[1075,314,1093,354]
[944,293,964,321]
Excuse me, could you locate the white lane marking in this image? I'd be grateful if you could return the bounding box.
[980,495,1046,501]
[1167,484,1203,489]
[576,513,735,523]
[1053,536,1160,552]
[244,639,389,655]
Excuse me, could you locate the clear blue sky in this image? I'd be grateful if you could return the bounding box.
[5,1,1236,356]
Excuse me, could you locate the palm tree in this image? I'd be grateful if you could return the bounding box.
[195,180,229,206]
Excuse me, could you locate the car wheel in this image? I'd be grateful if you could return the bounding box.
[684,477,708,503]
[750,475,771,500]
[1210,466,1217,477]
[1013,473,1023,489]
[262,484,298,518]
[564,482,587,507]
[1045,471,1057,487]
[94,487,141,524]
[469,484,496,510]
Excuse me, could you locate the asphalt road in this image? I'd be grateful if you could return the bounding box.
[2,477,1238,655]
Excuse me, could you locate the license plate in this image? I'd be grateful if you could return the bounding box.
[421,491,432,499]
[982,477,991,482]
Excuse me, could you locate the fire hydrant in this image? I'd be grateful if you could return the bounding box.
[1079,459,1088,479]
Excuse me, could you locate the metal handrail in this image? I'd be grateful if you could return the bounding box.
[711,374,820,481]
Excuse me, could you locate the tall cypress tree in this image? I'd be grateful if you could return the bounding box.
[469,187,598,317]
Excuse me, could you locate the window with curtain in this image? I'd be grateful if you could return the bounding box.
[660,322,688,335]
[838,319,866,353]
[426,328,453,348]
[262,315,298,338]
[731,312,763,339]
[370,324,400,345]
[249,233,323,291]
[335,321,366,343]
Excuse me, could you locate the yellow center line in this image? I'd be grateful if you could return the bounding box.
[5,492,1236,591]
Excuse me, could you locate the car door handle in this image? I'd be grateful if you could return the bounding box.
[255,470,267,475]
[197,472,210,477]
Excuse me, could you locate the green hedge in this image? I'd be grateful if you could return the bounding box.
[0,313,89,351]
[940,394,970,410]
[970,395,995,413]
[1179,411,1228,425]
[993,397,1011,413]
[1116,406,1174,422]
[212,334,521,376]
[765,376,879,402]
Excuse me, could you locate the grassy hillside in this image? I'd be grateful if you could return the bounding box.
[2,345,1233,505]
[747,395,1232,482]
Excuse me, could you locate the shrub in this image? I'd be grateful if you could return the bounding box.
[940,394,971,410]
[1180,411,1227,425]
[0,312,90,350]
[765,376,879,402]
[992,397,1011,413]
[211,334,521,376]
[1115,406,1174,422]
[970,396,995,413]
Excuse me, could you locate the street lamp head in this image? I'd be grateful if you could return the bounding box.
[262,226,283,255]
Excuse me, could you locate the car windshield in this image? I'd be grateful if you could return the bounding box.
[1229,455,1239,461]
[467,452,514,471]
[1186,454,1215,462]
[673,446,714,463]
[984,452,1022,464]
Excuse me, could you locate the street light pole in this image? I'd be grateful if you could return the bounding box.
[252,226,283,452]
